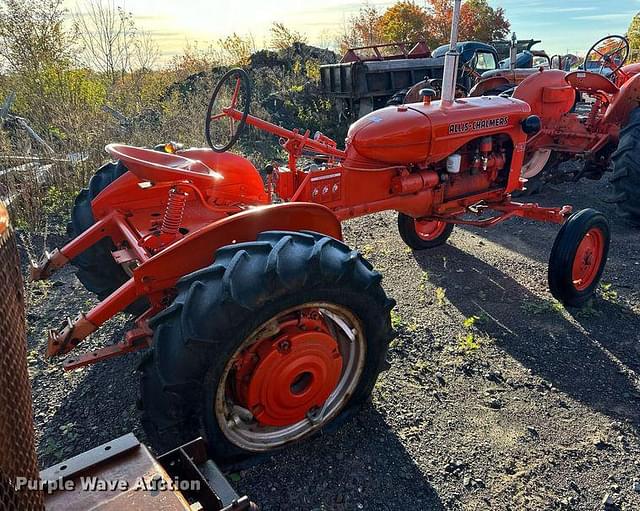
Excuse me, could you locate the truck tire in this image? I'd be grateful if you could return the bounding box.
[68,161,148,315]
[398,213,454,250]
[610,107,640,226]
[548,209,610,307]
[139,231,396,465]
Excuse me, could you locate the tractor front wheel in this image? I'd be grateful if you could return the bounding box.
[397,213,454,250]
[139,231,396,464]
[610,107,640,226]
[548,209,610,307]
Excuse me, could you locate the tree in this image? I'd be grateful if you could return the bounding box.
[628,12,640,63]
[425,0,510,48]
[216,33,256,65]
[74,0,159,83]
[459,0,510,42]
[424,0,453,47]
[378,1,428,45]
[340,0,511,53]
[339,5,383,50]
[0,0,69,74]
[270,22,307,51]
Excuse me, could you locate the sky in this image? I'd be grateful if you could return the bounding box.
[68,0,638,62]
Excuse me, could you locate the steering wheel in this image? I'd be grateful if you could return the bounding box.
[585,35,629,80]
[205,68,252,153]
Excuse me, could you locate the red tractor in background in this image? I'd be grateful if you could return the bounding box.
[471,36,640,225]
[31,1,610,465]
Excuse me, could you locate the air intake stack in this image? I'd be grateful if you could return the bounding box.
[440,0,463,106]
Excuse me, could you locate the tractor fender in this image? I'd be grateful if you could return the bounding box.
[468,76,512,97]
[620,63,640,81]
[513,70,575,122]
[132,202,343,295]
[177,148,269,204]
[603,73,640,127]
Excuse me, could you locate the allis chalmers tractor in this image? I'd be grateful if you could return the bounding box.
[469,35,640,224]
[31,1,610,464]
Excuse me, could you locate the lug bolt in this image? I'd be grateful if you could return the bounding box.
[278,340,291,353]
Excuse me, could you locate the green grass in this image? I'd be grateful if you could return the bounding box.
[458,332,481,352]
[520,300,564,315]
[390,308,403,329]
[600,282,618,301]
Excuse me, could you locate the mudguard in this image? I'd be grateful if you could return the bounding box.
[132,202,343,295]
[469,76,512,97]
[620,63,640,82]
[178,148,269,204]
[513,70,575,122]
[603,73,640,127]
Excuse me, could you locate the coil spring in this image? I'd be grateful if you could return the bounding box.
[161,188,188,236]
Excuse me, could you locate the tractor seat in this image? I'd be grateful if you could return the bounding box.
[565,71,619,95]
[105,143,222,190]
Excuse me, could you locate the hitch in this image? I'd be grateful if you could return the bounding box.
[47,313,97,356]
[62,323,153,370]
[30,248,69,281]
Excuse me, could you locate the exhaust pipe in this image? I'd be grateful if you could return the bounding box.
[510,32,518,70]
[440,0,462,106]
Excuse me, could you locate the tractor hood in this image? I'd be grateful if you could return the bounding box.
[346,96,531,166]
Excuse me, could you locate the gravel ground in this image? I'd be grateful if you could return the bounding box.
[22,174,640,510]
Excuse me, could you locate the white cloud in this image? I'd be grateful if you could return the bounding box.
[573,12,636,21]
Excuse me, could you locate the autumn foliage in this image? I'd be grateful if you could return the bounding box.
[341,0,511,51]
[628,12,640,62]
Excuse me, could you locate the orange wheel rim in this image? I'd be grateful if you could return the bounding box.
[217,303,367,451]
[414,219,447,241]
[571,227,604,291]
[232,314,343,427]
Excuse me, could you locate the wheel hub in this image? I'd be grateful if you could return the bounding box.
[233,318,343,427]
[572,227,604,290]
[414,219,447,241]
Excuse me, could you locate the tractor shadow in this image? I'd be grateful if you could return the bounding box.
[33,331,147,470]
[235,405,445,511]
[413,245,640,426]
[37,353,444,510]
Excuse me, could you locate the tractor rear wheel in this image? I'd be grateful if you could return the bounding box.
[397,213,454,250]
[515,149,559,196]
[139,231,396,465]
[548,208,610,307]
[610,107,640,226]
[483,84,515,97]
[68,161,148,315]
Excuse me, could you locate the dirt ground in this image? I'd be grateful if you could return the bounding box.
[22,174,640,510]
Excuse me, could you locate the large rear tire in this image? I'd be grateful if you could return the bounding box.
[139,231,396,465]
[610,107,640,226]
[68,161,148,315]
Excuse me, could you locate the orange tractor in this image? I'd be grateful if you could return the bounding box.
[31,1,610,464]
[470,35,640,224]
